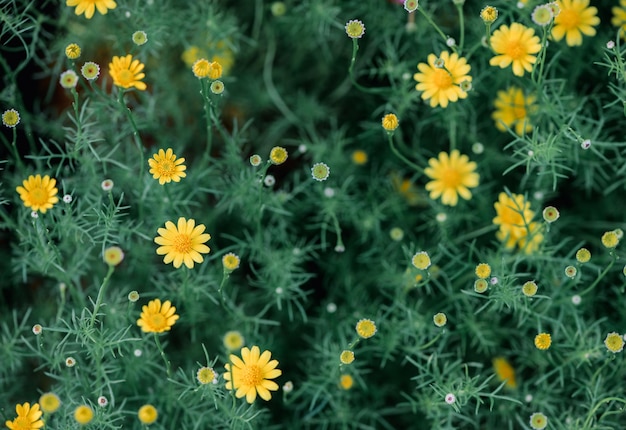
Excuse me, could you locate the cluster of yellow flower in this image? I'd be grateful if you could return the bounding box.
[493,192,544,254]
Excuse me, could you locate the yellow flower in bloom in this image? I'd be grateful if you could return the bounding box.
[601,231,619,249]
[5,402,44,430]
[16,174,59,213]
[474,278,488,293]
[39,393,61,414]
[224,346,282,403]
[103,246,124,266]
[493,192,543,253]
[73,405,93,425]
[475,263,491,279]
[345,20,365,39]
[382,113,399,131]
[412,251,431,270]
[197,366,218,384]
[522,281,538,297]
[551,0,599,46]
[352,150,368,165]
[492,87,537,135]
[340,350,355,364]
[66,0,117,19]
[108,54,146,91]
[340,374,354,390]
[575,248,591,263]
[612,0,626,36]
[65,43,81,59]
[222,252,241,271]
[182,40,235,75]
[534,333,552,350]
[269,146,288,165]
[138,405,158,425]
[356,319,377,339]
[223,330,245,350]
[424,150,479,206]
[137,299,179,333]
[154,217,211,269]
[2,109,20,127]
[604,332,624,353]
[148,148,187,185]
[414,51,472,108]
[81,62,100,80]
[489,23,541,77]
[530,412,548,430]
[433,312,447,327]
[492,357,517,388]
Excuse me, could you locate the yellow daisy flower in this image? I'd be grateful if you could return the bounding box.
[73,405,93,425]
[489,23,541,77]
[492,87,537,135]
[66,0,117,19]
[493,192,537,249]
[340,374,354,390]
[475,263,491,279]
[355,318,377,339]
[552,0,599,47]
[604,332,625,353]
[424,150,479,206]
[5,402,44,430]
[65,43,81,59]
[108,54,146,91]
[197,366,218,384]
[224,346,282,403]
[154,217,211,269]
[530,412,548,430]
[148,148,187,185]
[192,58,211,78]
[16,174,59,213]
[223,330,245,350]
[414,51,472,108]
[2,109,20,127]
[612,0,626,36]
[492,357,517,388]
[222,252,241,271]
[534,332,552,350]
[136,298,179,333]
[269,146,288,165]
[39,393,61,414]
[137,405,158,425]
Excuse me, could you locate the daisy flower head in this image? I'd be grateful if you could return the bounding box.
[340,374,354,390]
[474,278,489,293]
[530,412,548,430]
[2,109,20,127]
[223,330,245,350]
[475,263,491,279]
[311,163,330,181]
[575,247,591,263]
[103,246,124,266]
[433,312,447,327]
[97,396,108,407]
[60,70,78,89]
[565,265,577,278]
[39,393,61,414]
[604,332,624,353]
[138,405,158,425]
[382,113,399,132]
[250,154,262,166]
[340,350,355,364]
[211,80,225,94]
[414,52,472,108]
[74,405,93,425]
[222,252,241,271]
[404,0,418,12]
[208,61,223,80]
[522,280,538,297]
[5,402,44,430]
[269,146,288,165]
[612,0,626,36]
[192,59,211,78]
[66,0,117,19]
[412,251,431,270]
[345,19,365,39]
[445,393,456,405]
[492,87,537,135]
[551,0,599,46]
[148,148,187,185]
[601,231,619,249]
[489,23,541,77]
[132,30,148,45]
[154,217,211,269]
[534,332,551,350]
[65,43,81,59]
[108,54,146,90]
[81,62,100,80]
[224,346,282,403]
[32,324,42,335]
[542,206,560,223]
[492,357,517,388]
[493,192,543,253]
[424,150,479,206]
[532,5,554,26]
[480,6,498,24]
[16,174,59,213]
[136,298,179,333]
[356,318,377,339]
[197,366,218,384]
[352,150,368,165]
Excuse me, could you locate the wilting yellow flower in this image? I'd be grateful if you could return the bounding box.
[492,357,517,388]
[16,174,59,213]
[137,298,179,333]
[66,0,117,19]
[5,402,44,430]
[148,148,187,185]
[492,87,537,135]
[414,51,472,108]
[493,192,543,253]
[208,61,223,80]
[551,0,599,46]
[489,23,541,77]
[138,405,158,425]
[224,346,282,403]
[109,54,146,90]
[424,150,479,206]
[154,217,211,269]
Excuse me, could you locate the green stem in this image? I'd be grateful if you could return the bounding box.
[89,265,115,328]
[456,3,465,54]
[418,8,455,53]
[348,39,387,94]
[388,134,423,174]
[579,258,617,296]
[200,79,213,159]
[582,397,626,430]
[117,90,144,178]
[154,333,172,378]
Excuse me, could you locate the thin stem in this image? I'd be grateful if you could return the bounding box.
[579,258,617,296]
[456,3,465,54]
[583,397,626,430]
[200,79,213,159]
[153,333,172,378]
[348,39,387,94]
[89,265,115,328]
[418,8,455,53]
[117,90,144,178]
[388,134,424,175]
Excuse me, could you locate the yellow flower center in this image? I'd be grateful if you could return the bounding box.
[30,187,49,205]
[150,313,166,330]
[157,160,175,176]
[513,105,527,120]
[12,417,32,430]
[173,233,192,253]
[440,166,462,188]
[558,9,580,30]
[505,41,524,60]
[241,364,263,386]
[118,69,134,85]
[432,68,452,89]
